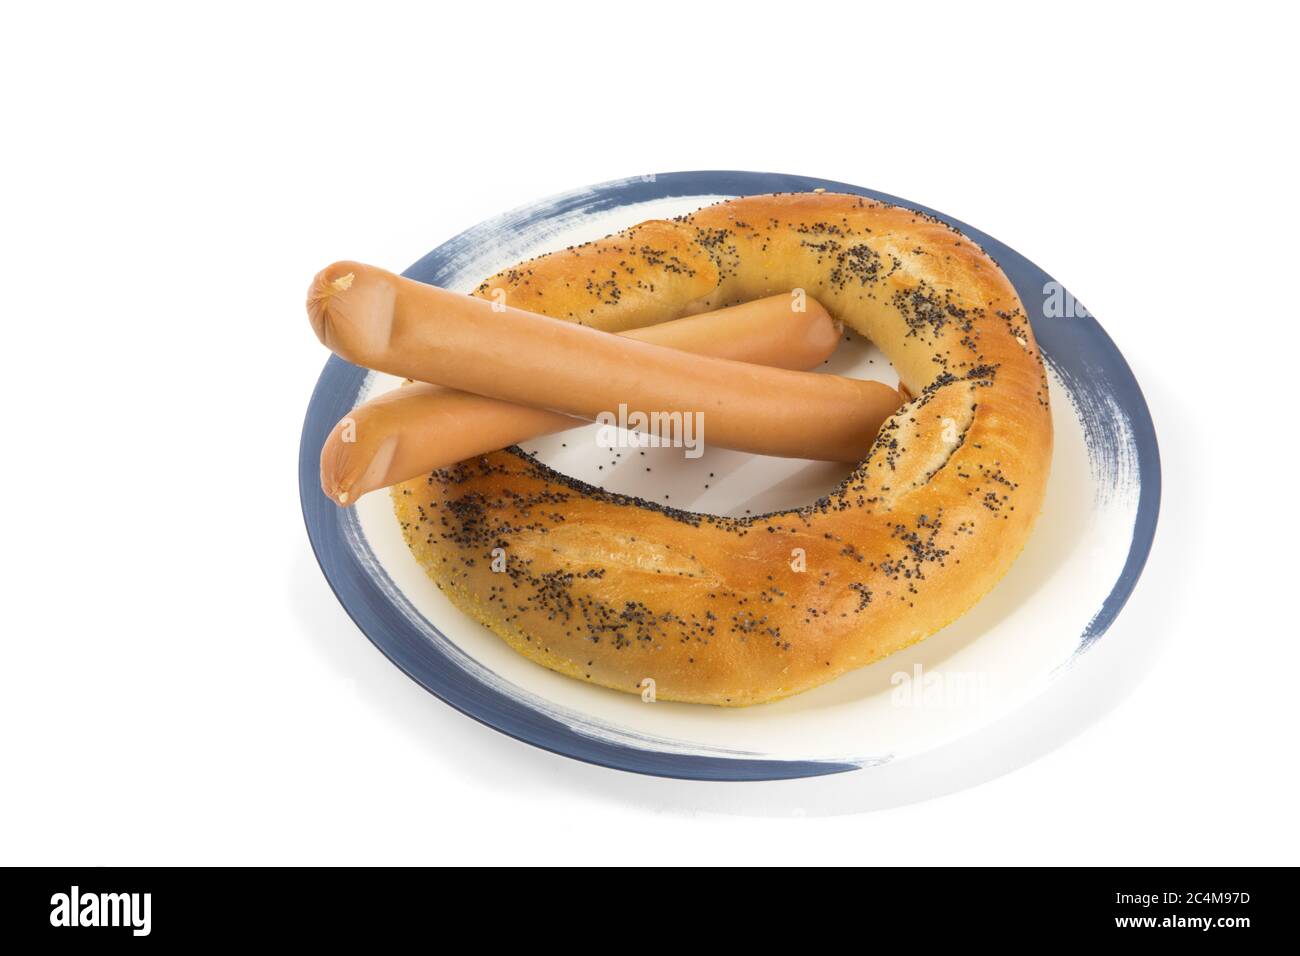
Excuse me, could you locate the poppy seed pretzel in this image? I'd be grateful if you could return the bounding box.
[393,193,1053,706]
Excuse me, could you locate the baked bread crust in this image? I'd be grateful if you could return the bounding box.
[393,193,1053,705]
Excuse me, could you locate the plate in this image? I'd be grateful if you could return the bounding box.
[299,171,1160,781]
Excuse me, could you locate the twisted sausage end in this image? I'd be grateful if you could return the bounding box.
[306,261,395,364]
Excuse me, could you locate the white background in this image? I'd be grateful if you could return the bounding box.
[2,2,1296,865]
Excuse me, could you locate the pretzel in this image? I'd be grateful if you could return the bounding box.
[315,193,1053,705]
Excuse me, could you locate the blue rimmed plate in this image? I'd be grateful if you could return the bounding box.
[299,171,1159,781]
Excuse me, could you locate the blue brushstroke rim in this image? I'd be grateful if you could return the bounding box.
[298,171,1161,781]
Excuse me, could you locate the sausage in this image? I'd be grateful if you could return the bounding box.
[320,294,844,504]
[307,261,903,464]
